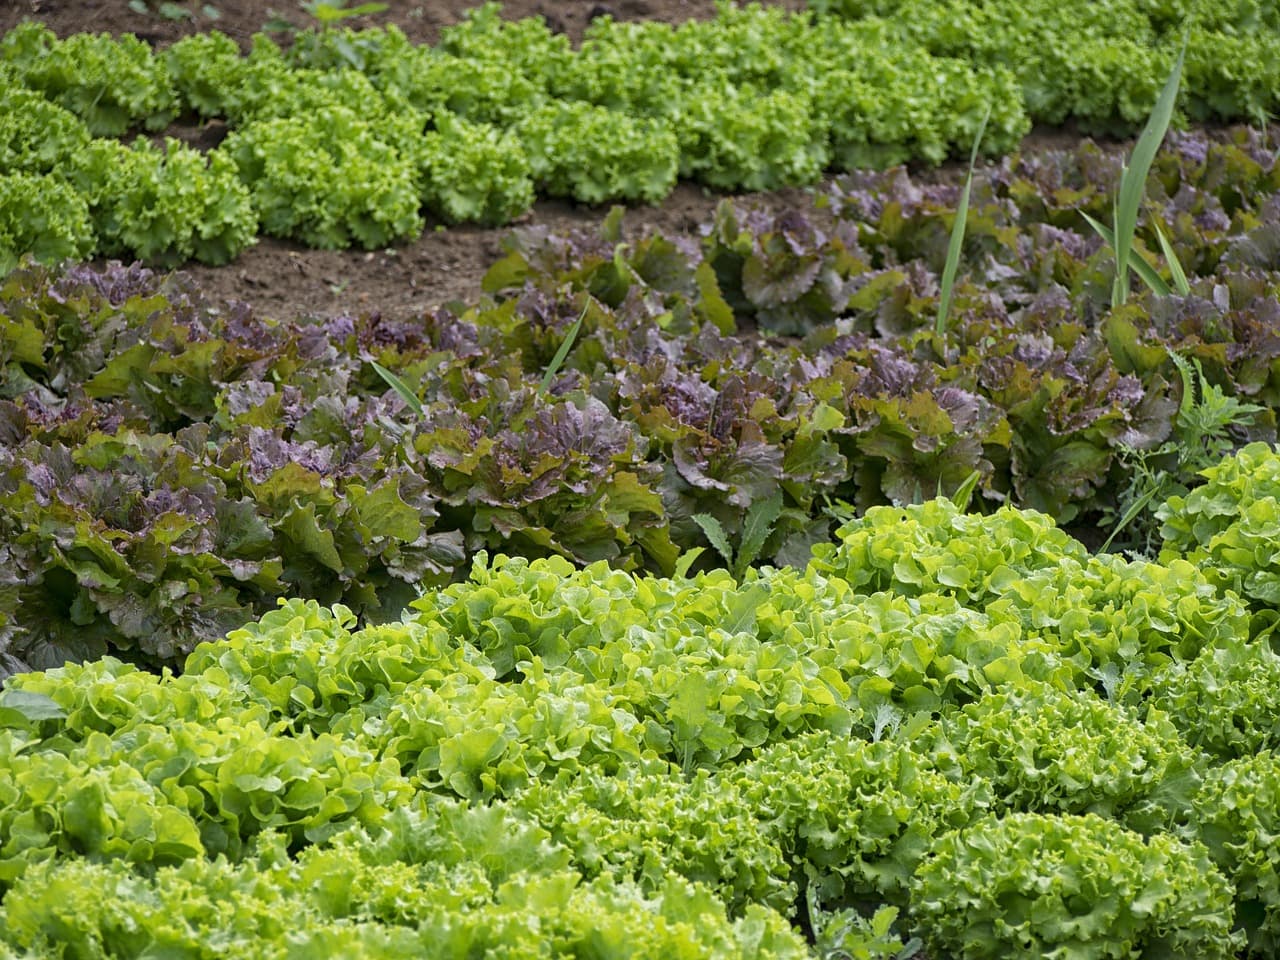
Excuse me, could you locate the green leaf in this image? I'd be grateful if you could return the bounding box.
[305,1,388,23]
[694,261,736,335]
[1152,219,1191,296]
[1101,484,1163,554]
[673,547,705,580]
[951,469,982,511]
[1102,307,1169,375]
[280,503,345,574]
[371,361,424,416]
[1111,41,1186,305]
[538,303,588,398]
[693,513,734,569]
[355,481,421,541]
[0,689,67,729]
[1083,212,1172,297]
[936,102,990,340]
[738,491,784,573]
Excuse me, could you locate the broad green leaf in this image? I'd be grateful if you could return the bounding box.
[694,261,736,335]
[0,689,66,728]
[1102,307,1170,375]
[280,503,345,574]
[355,481,421,541]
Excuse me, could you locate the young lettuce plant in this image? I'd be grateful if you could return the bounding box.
[1082,40,1188,306]
[693,490,784,581]
[302,0,388,23]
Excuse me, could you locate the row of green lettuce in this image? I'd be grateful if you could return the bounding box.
[4,475,1280,956]
[2,127,1279,673]
[3,0,1280,267]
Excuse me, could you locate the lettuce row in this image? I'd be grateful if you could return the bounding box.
[912,812,1241,959]
[811,499,1250,680]
[0,82,255,270]
[3,0,1280,261]
[808,0,1280,134]
[2,126,1279,668]
[0,495,1275,954]
[0,713,413,878]
[0,825,808,959]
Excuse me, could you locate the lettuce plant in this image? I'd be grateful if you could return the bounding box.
[0,87,90,176]
[66,138,257,266]
[220,107,421,249]
[0,22,177,136]
[929,681,1200,831]
[517,101,680,205]
[677,85,828,192]
[163,30,246,118]
[1191,753,1280,955]
[1158,443,1280,611]
[418,115,535,226]
[1147,637,1280,760]
[0,175,94,276]
[809,498,1087,601]
[912,812,1241,959]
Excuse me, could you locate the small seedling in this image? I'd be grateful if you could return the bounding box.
[129,0,219,19]
[301,0,389,23]
[693,490,784,580]
[1102,349,1263,555]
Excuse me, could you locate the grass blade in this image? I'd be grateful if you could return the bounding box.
[935,103,992,341]
[538,302,589,398]
[371,361,424,416]
[1100,483,1163,554]
[1152,219,1191,295]
[950,469,982,511]
[1082,212,1172,297]
[1111,41,1186,305]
